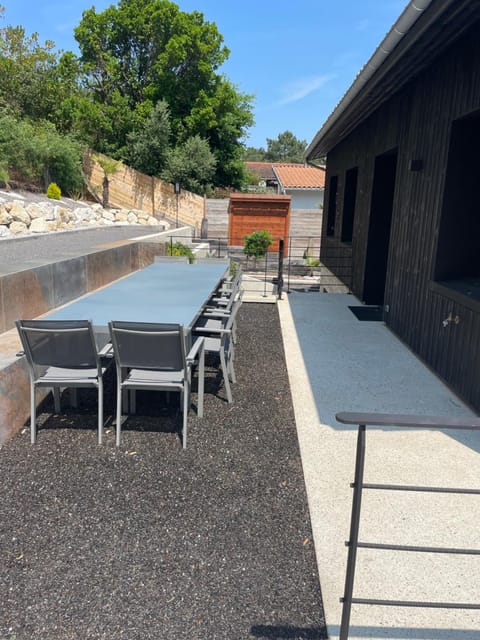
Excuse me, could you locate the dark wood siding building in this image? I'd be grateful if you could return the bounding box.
[306,1,480,411]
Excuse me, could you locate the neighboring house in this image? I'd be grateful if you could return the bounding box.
[272,163,325,209]
[305,0,480,411]
[244,162,279,191]
[244,161,325,210]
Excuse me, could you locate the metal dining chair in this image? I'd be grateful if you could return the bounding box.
[16,319,108,444]
[196,289,244,344]
[108,321,205,449]
[192,297,243,403]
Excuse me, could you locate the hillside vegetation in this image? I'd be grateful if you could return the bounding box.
[0,1,254,196]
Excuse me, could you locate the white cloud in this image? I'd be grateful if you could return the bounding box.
[277,75,332,105]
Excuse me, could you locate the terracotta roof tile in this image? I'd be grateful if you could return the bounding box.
[273,163,325,189]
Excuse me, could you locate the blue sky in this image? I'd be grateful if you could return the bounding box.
[2,0,406,148]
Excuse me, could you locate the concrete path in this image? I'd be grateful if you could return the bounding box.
[278,291,480,640]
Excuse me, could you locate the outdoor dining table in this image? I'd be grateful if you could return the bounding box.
[47,261,229,346]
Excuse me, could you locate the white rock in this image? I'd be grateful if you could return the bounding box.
[77,206,97,220]
[55,206,74,224]
[26,203,43,219]
[41,206,57,221]
[102,210,115,222]
[10,201,31,224]
[115,210,129,222]
[29,217,49,233]
[0,206,12,225]
[0,224,11,237]
[136,209,150,220]
[127,212,138,224]
[10,221,28,234]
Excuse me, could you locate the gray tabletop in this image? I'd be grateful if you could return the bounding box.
[47,262,228,329]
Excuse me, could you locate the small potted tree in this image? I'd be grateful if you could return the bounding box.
[243,230,273,268]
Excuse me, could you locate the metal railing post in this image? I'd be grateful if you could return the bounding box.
[340,424,366,640]
[263,252,268,298]
[277,238,284,299]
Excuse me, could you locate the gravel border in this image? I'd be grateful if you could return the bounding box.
[0,303,326,639]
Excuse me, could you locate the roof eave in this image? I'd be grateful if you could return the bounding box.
[304,0,470,160]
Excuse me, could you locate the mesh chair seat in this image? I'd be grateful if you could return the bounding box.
[122,368,186,387]
[38,367,104,385]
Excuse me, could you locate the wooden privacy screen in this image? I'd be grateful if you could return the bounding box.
[228,193,291,256]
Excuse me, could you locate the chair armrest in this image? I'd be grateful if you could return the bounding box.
[202,309,231,317]
[98,342,114,358]
[186,336,205,364]
[192,327,231,336]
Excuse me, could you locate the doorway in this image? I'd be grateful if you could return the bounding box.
[363,150,397,305]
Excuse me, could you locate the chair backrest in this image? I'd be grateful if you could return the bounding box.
[109,321,186,371]
[16,319,99,370]
[154,256,189,263]
[219,294,243,350]
[226,294,243,330]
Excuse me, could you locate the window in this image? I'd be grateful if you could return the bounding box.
[434,111,480,300]
[341,167,358,243]
[326,175,338,237]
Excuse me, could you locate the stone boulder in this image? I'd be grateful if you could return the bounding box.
[9,201,31,225]
[0,206,12,225]
[29,217,50,233]
[10,220,28,234]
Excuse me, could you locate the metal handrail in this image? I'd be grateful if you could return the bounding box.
[335,411,480,640]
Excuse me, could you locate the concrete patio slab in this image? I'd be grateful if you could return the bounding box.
[278,291,480,640]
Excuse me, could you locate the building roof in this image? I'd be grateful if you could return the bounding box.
[273,164,325,190]
[244,162,277,181]
[305,0,480,160]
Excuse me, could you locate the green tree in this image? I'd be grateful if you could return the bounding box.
[0,8,62,120]
[243,146,267,161]
[74,0,253,187]
[162,135,216,195]
[127,100,171,176]
[93,154,122,207]
[243,230,273,260]
[265,130,307,163]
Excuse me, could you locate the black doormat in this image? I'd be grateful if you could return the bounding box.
[348,305,384,321]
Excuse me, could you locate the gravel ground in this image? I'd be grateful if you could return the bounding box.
[0,227,164,275]
[0,303,326,640]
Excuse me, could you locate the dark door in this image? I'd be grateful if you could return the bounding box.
[363,150,397,305]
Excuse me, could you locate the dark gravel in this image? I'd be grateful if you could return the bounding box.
[0,227,163,275]
[0,303,326,640]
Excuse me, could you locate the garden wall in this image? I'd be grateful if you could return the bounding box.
[86,153,206,232]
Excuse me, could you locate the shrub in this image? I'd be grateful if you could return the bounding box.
[46,182,62,199]
[0,164,10,190]
[243,230,273,259]
[167,241,195,263]
[0,112,84,195]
